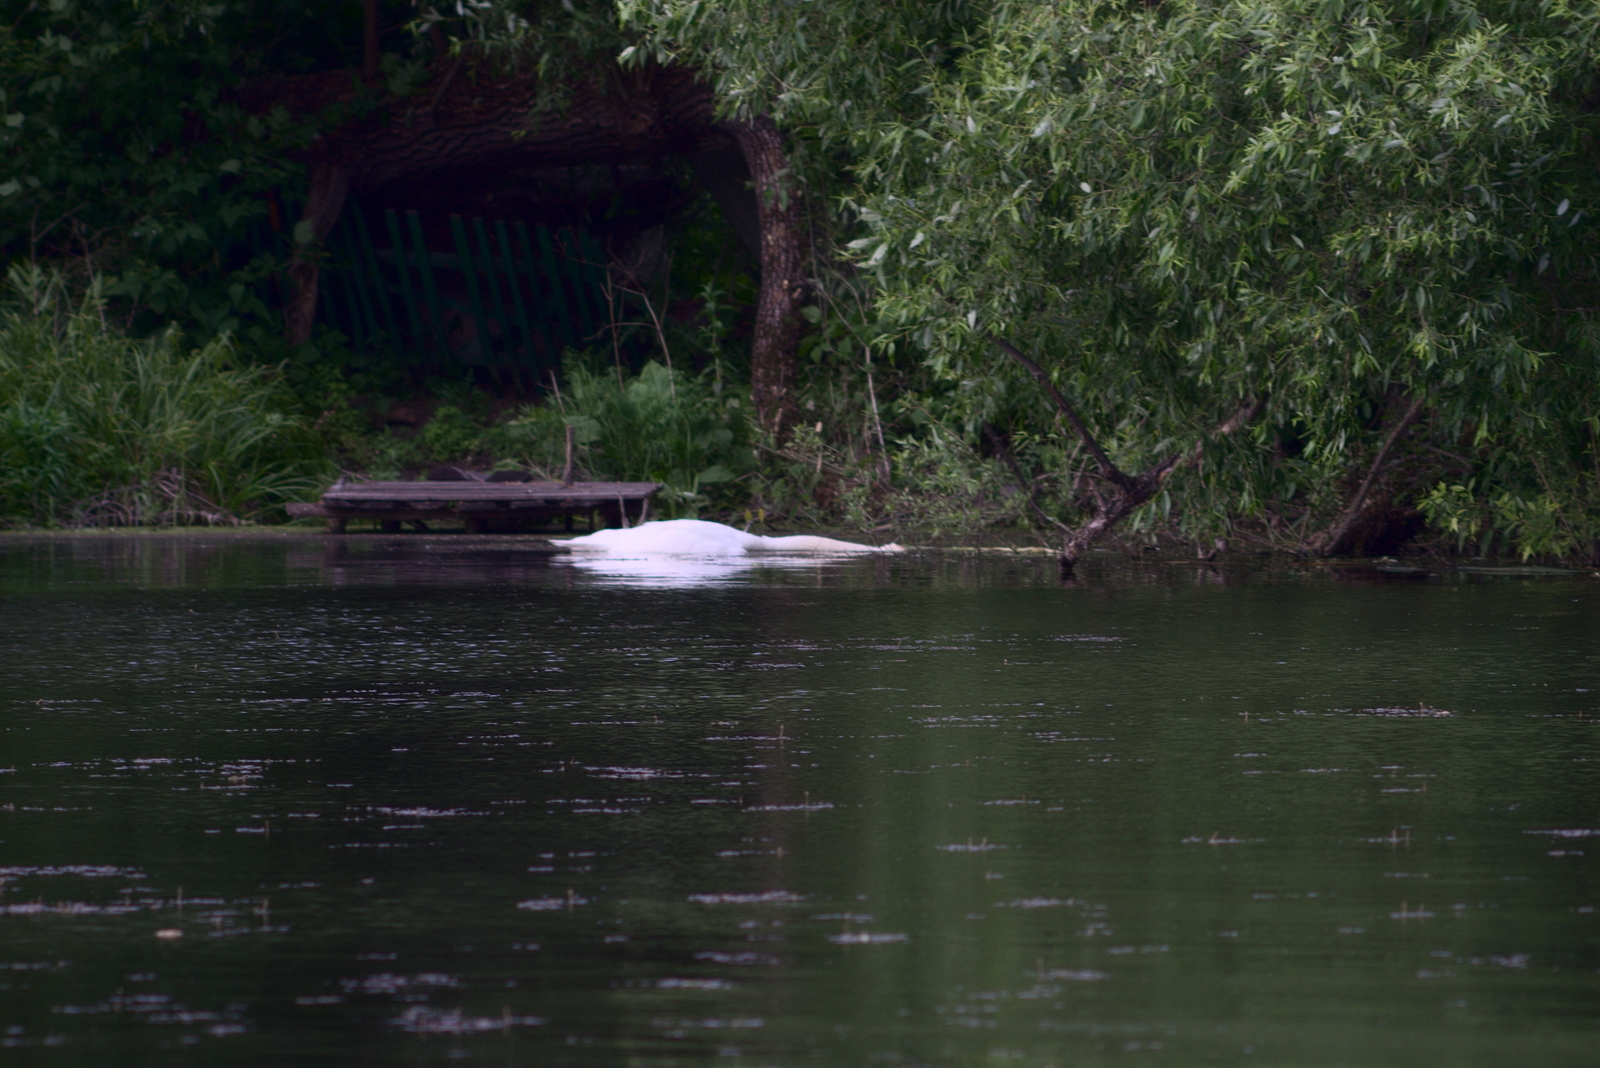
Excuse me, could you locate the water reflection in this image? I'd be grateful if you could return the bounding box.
[555,550,854,587]
[0,534,1595,1066]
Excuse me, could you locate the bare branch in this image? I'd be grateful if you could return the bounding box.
[986,333,1131,490]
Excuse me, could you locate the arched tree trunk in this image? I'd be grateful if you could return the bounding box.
[724,116,807,438]
[990,335,1264,576]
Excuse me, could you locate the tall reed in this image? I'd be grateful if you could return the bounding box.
[0,267,328,527]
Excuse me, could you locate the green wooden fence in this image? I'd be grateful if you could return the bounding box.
[316,202,609,373]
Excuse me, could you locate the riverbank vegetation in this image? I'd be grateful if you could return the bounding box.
[0,268,326,527]
[0,0,1596,565]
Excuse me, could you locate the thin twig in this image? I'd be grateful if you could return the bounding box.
[427,49,468,118]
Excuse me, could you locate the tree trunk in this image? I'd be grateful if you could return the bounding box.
[1309,393,1426,556]
[361,0,380,83]
[990,334,1264,575]
[283,162,350,346]
[724,116,808,438]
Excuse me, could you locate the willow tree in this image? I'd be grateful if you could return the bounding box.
[631,0,1600,565]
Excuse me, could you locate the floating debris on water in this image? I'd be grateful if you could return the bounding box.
[692,952,780,966]
[657,978,735,990]
[938,839,1004,852]
[689,891,806,905]
[390,1006,545,1034]
[340,973,458,995]
[517,892,588,911]
[1042,968,1110,981]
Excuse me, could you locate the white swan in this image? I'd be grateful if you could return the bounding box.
[557,519,901,555]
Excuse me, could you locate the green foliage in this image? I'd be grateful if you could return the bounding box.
[1421,466,1600,562]
[498,357,753,511]
[0,1,440,345]
[418,404,483,462]
[0,268,329,527]
[631,0,1600,558]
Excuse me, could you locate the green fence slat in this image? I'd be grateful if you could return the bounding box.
[351,204,403,360]
[385,210,425,356]
[471,217,512,365]
[334,263,366,351]
[316,263,342,337]
[496,220,538,370]
[407,211,448,359]
[339,227,383,353]
[535,225,580,350]
[449,214,493,364]
[560,228,599,343]
[583,230,610,339]
[514,222,558,358]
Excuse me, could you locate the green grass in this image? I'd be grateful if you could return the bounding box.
[0,268,330,528]
[494,357,755,512]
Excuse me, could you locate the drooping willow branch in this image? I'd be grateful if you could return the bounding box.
[986,332,1264,570]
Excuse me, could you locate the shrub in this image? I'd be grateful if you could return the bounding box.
[0,268,329,527]
[496,357,753,511]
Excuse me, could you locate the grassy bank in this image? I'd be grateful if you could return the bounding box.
[0,270,329,528]
[3,267,1595,567]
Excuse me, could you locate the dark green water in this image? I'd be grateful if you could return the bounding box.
[1,535,1596,1066]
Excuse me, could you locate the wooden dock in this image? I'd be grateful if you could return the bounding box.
[287,478,660,534]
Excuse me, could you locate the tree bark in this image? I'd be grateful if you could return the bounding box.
[237,62,718,191]
[990,334,1264,574]
[1310,393,1426,556]
[283,161,350,346]
[724,116,808,438]
[361,0,380,84]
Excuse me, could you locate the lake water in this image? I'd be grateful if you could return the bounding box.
[0,535,1596,1066]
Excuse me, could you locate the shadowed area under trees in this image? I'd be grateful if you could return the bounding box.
[1,0,1598,569]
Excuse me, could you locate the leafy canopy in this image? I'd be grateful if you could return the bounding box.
[632,0,1600,540]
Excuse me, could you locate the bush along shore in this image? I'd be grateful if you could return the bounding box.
[0,268,1594,569]
[3,3,1600,570]
[0,269,329,528]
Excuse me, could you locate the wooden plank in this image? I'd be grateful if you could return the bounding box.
[322,481,658,501]
[473,217,513,365]
[320,487,659,497]
[407,211,449,358]
[384,209,426,354]
[450,214,493,363]
[319,491,654,498]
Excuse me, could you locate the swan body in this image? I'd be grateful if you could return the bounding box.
[558,519,901,555]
